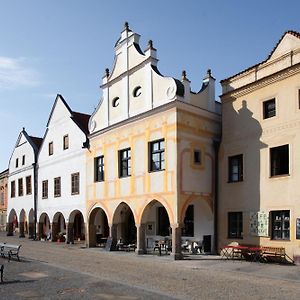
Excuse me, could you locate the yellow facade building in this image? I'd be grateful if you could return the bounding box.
[86,23,221,259]
[219,31,300,261]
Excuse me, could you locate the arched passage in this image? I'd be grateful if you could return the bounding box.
[19,209,28,238]
[139,200,171,254]
[88,207,109,247]
[112,202,136,247]
[52,212,66,242]
[67,210,85,244]
[38,213,51,240]
[7,209,18,236]
[181,198,213,253]
[28,209,35,239]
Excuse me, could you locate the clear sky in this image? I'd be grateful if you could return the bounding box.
[0,0,299,171]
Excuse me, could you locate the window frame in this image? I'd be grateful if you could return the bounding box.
[54,177,61,198]
[49,142,54,156]
[270,144,289,177]
[63,135,69,150]
[228,154,243,182]
[11,181,16,198]
[18,178,23,197]
[42,180,48,199]
[228,211,243,239]
[149,139,165,172]
[263,98,276,119]
[119,148,131,178]
[71,172,80,195]
[95,156,105,182]
[271,210,290,240]
[26,176,32,195]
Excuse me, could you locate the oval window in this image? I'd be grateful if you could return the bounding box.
[112,97,120,107]
[133,86,142,97]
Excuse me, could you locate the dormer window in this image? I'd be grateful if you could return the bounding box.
[133,86,142,97]
[112,97,120,107]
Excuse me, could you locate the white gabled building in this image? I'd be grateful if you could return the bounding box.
[37,95,90,243]
[7,129,42,239]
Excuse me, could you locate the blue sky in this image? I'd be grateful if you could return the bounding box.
[0,0,299,170]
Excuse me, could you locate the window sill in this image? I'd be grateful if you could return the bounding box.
[149,169,165,173]
[54,195,61,198]
[42,197,48,200]
[270,238,290,241]
[119,175,131,179]
[269,174,290,179]
[227,180,243,183]
[95,180,104,183]
[71,192,80,195]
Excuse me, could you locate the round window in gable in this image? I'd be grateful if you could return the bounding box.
[133,86,142,98]
[112,97,120,107]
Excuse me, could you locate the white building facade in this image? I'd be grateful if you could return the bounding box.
[7,129,42,239]
[37,95,90,243]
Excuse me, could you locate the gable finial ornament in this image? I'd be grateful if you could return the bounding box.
[105,68,110,77]
[207,69,212,77]
[124,21,129,31]
[148,39,153,49]
[22,127,25,132]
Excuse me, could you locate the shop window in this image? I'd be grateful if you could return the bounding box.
[71,173,80,195]
[26,176,32,195]
[149,139,165,172]
[182,205,194,237]
[119,148,131,177]
[270,145,289,177]
[95,156,104,182]
[42,180,48,199]
[228,212,243,238]
[271,210,290,240]
[263,98,276,119]
[228,154,243,182]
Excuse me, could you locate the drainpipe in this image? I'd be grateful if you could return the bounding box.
[33,156,38,240]
[213,140,220,254]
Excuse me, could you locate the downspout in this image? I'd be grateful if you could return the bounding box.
[33,154,38,240]
[213,140,220,254]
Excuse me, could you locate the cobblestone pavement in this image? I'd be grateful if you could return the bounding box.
[1,233,300,299]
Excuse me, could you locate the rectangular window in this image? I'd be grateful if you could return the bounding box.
[194,150,202,165]
[228,154,243,182]
[11,181,15,198]
[271,210,290,240]
[15,158,19,168]
[18,178,23,197]
[26,176,32,195]
[71,173,80,195]
[263,98,276,119]
[270,145,289,176]
[22,155,25,166]
[228,212,243,238]
[182,205,194,237]
[63,135,69,150]
[95,156,104,182]
[149,139,165,172]
[49,142,53,156]
[42,180,48,199]
[157,206,170,236]
[54,177,61,197]
[119,148,131,177]
[0,192,4,205]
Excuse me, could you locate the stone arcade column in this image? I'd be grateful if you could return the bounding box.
[66,223,74,244]
[19,222,25,238]
[28,222,34,239]
[136,223,146,254]
[6,222,13,236]
[171,223,183,260]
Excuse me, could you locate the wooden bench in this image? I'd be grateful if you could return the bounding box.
[261,246,293,264]
[0,243,22,262]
